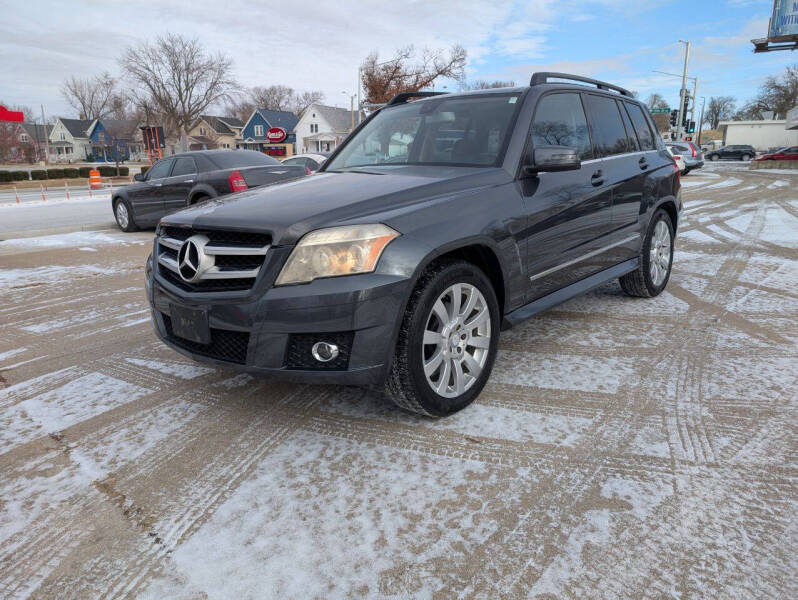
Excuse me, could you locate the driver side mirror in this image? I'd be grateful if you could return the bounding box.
[523,145,581,175]
[133,172,145,182]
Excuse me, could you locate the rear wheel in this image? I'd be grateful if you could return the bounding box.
[619,209,674,298]
[741,153,752,161]
[709,154,719,161]
[113,198,138,232]
[189,193,209,206]
[385,260,500,417]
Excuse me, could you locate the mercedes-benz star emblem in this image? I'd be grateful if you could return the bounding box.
[177,239,200,281]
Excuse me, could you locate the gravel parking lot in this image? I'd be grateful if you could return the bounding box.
[1,165,796,598]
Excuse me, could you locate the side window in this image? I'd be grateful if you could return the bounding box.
[583,94,629,157]
[147,158,173,179]
[530,92,592,160]
[624,103,656,151]
[616,100,639,152]
[171,157,197,177]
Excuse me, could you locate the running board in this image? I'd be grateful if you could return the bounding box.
[501,258,639,330]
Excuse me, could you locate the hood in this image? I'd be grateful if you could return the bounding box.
[160,165,509,245]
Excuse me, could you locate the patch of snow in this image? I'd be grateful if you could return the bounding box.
[78,247,98,252]
[0,265,119,288]
[752,168,798,175]
[766,180,788,189]
[492,351,635,394]
[125,358,214,380]
[0,231,145,250]
[0,347,26,363]
[0,371,152,454]
[706,177,742,189]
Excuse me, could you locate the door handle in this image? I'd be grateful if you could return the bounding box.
[183,179,194,184]
[152,182,162,187]
[638,156,648,170]
[591,170,604,187]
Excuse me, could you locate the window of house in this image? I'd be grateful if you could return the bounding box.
[21,133,28,142]
[60,133,66,141]
[200,127,206,136]
[254,125,264,137]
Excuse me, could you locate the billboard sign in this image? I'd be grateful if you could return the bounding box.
[0,105,24,123]
[266,127,287,143]
[769,0,798,41]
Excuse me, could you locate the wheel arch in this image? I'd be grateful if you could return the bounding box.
[188,185,216,205]
[654,197,679,231]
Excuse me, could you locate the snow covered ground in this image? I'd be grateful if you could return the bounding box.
[0,168,796,599]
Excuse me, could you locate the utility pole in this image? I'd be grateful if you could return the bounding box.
[40,104,50,165]
[697,96,706,146]
[676,40,691,142]
[690,77,698,134]
[357,68,362,125]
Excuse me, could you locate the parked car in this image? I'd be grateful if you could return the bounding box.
[666,141,703,173]
[112,150,306,232]
[281,152,330,172]
[668,146,686,174]
[754,146,798,161]
[146,73,681,416]
[705,144,755,162]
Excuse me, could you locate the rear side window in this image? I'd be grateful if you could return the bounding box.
[207,150,279,169]
[147,158,173,179]
[171,157,197,177]
[616,100,639,152]
[624,103,656,151]
[531,93,592,160]
[583,94,629,157]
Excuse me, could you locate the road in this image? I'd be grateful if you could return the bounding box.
[0,166,796,598]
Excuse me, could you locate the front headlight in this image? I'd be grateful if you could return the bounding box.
[275,224,400,285]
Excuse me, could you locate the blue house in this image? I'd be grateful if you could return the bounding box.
[238,108,298,157]
[88,119,140,162]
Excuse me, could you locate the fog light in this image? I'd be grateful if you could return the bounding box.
[311,341,339,362]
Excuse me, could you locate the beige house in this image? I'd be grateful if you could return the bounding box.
[187,115,245,150]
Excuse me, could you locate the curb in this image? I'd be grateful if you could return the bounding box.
[0,223,118,241]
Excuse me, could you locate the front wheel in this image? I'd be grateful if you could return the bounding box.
[619,209,674,298]
[385,261,500,417]
[709,154,719,161]
[113,198,138,232]
[741,153,752,161]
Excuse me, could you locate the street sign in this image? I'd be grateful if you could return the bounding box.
[650,108,671,114]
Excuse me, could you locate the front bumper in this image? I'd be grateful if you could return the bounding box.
[148,269,413,386]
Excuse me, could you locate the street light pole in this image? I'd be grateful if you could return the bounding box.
[697,96,706,146]
[690,77,698,133]
[676,40,691,142]
[40,104,50,165]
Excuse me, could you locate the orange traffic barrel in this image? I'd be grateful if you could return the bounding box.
[89,169,102,190]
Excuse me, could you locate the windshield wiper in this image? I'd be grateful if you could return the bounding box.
[326,168,385,175]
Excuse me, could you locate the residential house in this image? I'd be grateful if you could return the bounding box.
[187,115,244,150]
[11,123,52,162]
[238,108,298,157]
[295,103,361,153]
[87,119,142,162]
[49,118,93,162]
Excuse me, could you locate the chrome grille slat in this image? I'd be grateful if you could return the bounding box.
[158,254,181,274]
[204,244,270,256]
[159,236,183,251]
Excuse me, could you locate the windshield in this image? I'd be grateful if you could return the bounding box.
[326,92,522,171]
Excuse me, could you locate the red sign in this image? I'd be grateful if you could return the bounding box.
[266,127,287,143]
[0,105,24,123]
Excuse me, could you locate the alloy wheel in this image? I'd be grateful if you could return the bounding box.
[422,283,491,398]
[116,202,129,229]
[649,220,671,286]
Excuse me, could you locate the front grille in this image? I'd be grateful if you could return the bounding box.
[163,314,249,364]
[156,227,271,293]
[285,332,354,371]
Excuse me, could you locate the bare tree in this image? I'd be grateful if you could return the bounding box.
[706,96,736,129]
[61,73,117,120]
[293,90,325,116]
[746,64,798,120]
[360,45,467,105]
[460,80,516,91]
[250,85,295,111]
[645,93,669,110]
[119,34,236,149]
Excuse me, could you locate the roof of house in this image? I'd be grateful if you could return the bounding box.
[96,119,139,139]
[197,115,242,136]
[20,123,53,142]
[256,108,299,133]
[58,118,94,138]
[306,104,363,133]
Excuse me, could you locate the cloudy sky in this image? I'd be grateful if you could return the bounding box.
[1,0,792,119]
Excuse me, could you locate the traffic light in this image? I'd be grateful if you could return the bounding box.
[687,121,696,133]
[669,110,678,127]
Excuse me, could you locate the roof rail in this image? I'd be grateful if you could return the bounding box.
[529,72,632,97]
[386,91,448,106]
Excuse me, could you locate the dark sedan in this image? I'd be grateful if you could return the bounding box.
[112,150,306,231]
[705,144,755,162]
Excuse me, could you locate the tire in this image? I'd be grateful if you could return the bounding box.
[113,197,138,232]
[384,260,500,417]
[189,193,209,206]
[619,209,674,298]
[741,153,751,161]
[709,154,719,161]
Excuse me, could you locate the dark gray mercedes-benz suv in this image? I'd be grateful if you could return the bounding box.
[146,73,682,416]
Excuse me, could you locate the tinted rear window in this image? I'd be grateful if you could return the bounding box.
[583,94,630,157]
[207,151,279,169]
[624,103,656,151]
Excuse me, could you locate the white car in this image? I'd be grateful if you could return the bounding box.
[281,153,329,173]
[667,146,686,174]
